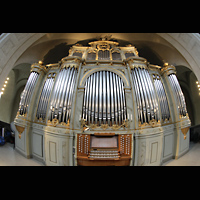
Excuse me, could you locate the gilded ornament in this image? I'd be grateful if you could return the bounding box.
[52,118,59,127]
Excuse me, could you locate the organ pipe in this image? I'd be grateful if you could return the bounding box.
[48,66,78,124]
[19,72,39,116]
[153,74,170,122]
[36,75,54,120]
[131,67,160,125]
[16,39,188,132]
[168,74,187,116]
[82,71,127,126]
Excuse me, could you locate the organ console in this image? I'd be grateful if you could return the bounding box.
[77,134,132,166]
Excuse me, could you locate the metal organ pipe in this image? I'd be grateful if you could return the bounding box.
[23,72,37,114]
[36,74,55,121]
[91,72,96,124]
[66,68,77,122]
[110,71,115,124]
[153,75,170,122]
[134,68,147,123]
[143,69,159,121]
[113,72,118,124]
[95,71,99,124]
[103,71,107,124]
[131,69,143,123]
[168,74,187,116]
[173,75,187,116]
[169,75,181,114]
[19,72,39,115]
[49,68,64,120]
[88,73,93,125]
[139,68,151,122]
[82,71,127,126]
[48,66,78,124]
[63,67,74,122]
[99,71,103,125]
[106,71,111,125]
[19,72,34,114]
[116,74,121,124]
[158,78,170,120]
[131,67,160,125]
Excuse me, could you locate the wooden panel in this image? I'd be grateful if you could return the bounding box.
[119,134,132,156]
[77,158,130,166]
[163,134,173,158]
[91,136,118,148]
[150,142,158,163]
[77,134,90,157]
[32,133,43,157]
[49,141,57,163]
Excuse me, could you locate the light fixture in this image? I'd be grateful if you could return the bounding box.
[3,85,6,87]
[5,81,7,84]
[6,78,9,80]
[2,88,5,91]
[196,81,199,84]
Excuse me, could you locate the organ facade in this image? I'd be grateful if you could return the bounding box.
[14,38,191,166]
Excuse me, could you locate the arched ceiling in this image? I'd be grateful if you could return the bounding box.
[14,33,190,67]
[1,33,200,90]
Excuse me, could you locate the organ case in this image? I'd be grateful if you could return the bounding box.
[14,37,191,166]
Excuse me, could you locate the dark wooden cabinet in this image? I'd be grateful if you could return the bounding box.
[77,134,132,166]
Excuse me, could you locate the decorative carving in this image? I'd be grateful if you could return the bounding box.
[101,124,109,130]
[15,125,25,139]
[181,126,190,140]
[138,119,161,129]
[52,118,59,127]
[47,118,70,128]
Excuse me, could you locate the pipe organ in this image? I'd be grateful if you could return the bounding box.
[14,37,191,166]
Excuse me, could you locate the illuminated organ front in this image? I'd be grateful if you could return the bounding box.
[14,38,191,166]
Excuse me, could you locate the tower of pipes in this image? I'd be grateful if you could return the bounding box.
[14,37,191,166]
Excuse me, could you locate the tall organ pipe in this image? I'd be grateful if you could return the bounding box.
[134,68,147,123]
[131,67,160,124]
[110,71,115,125]
[139,68,151,122]
[23,72,37,114]
[103,71,107,124]
[19,72,34,114]
[169,74,187,116]
[48,66,77,123]
[62,67,74,122]
[82,71,127,126]
[156,77,170,120]
[99,71,102,125]
[19,72,39,115]
[154,78,165,120]
[91,72,96,124]
[113,72,118,124]
[66,68,77,122]
[95,71,99,124]
[106,71,111,125]
[143,69,159,121]
[43,78,54,119]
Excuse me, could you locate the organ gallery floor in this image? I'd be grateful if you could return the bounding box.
[0,141,199,166]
